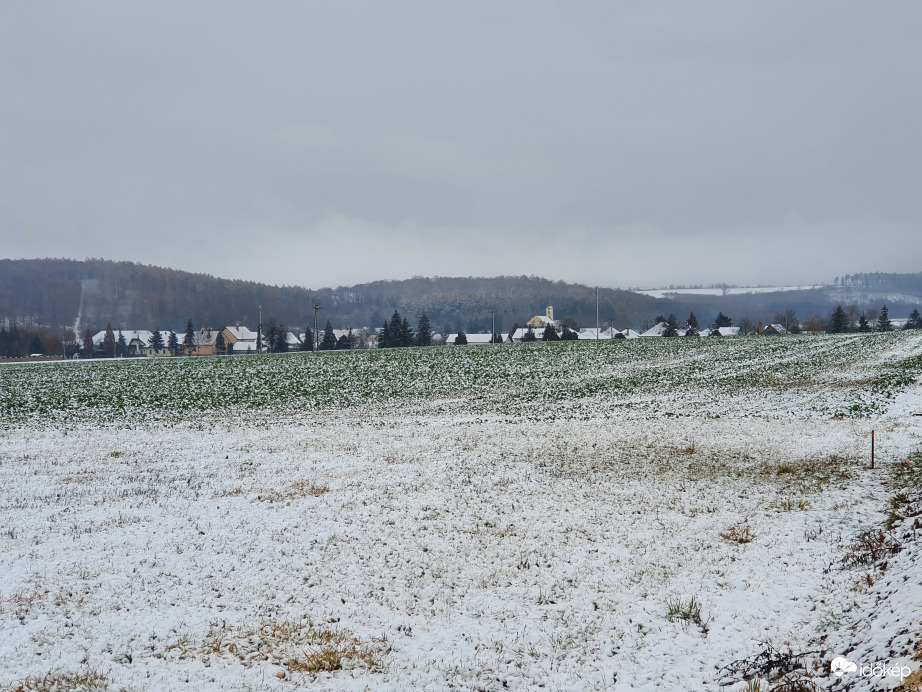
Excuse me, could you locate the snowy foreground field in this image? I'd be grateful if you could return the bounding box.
[2,334,922,691]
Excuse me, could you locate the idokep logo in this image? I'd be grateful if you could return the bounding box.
[831,655,912,682]
[831,656,857,676]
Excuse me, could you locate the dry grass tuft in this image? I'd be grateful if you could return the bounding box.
[720,525,755,544]
[5,667,109,691]
[164,617,385,677]
[253,481,330,503]
[287,643,378,673]
[772,497,811,512]
[841,529,901,570]
[288,481,330,497]
[895,668,922,692]
[1,587,48,621]
[768,455,855,486]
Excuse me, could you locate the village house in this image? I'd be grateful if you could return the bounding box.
[759,324,787,335]
[445,333,495,345]
[508,327,545,342]
[193,328,220,355]
[222,324,258,353]
[91,329,174,356]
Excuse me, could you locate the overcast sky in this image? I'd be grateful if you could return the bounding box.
[1,2,919,290]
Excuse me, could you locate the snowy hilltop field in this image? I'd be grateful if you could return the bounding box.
[1,335,921,691]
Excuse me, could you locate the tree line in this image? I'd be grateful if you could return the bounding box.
[826,305,921,333]
[0,259,668,337]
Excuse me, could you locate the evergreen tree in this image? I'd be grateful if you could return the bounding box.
[320,321,337,350]
[561,325,579,340]
[168,330,179,356]
[116,330,127,357]
[454,330,468,345]
[714,312,733,328]
[828,305,849,333]
[491,332,504,343]
[388,311,402,346]
[654,315,666,324]
[335,334,351,349]
[907,308,922,330]
[857,313,872,332]
[148,329,164,353]
[103,322,116,357]
[687,312,699,330]
[29,334,45,355]
[416,313,432,347]
[400,316,414,347]
[184,319,195,354]
[523,326,537,342]
[877,305,893,332]
[663,314,679,337]
[215,331,226,354]
[301,327,313,351]
[378,320,391,348]
[276,323,289,353]
[542,323,560,341]
[508,323,520,343]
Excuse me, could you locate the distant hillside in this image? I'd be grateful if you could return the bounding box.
[646,275,922,327]
[6,259,918,337]
[0,258,668,335]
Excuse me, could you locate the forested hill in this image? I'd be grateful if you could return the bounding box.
[0,258,667,335]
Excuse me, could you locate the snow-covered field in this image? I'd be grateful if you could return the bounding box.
[1,334,921,691]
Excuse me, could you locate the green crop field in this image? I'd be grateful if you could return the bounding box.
[3,332,921,426]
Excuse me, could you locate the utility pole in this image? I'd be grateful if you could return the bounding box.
[313,303,321,351]
[491,311,495,344]
[596,287,600,341]
[257,305,262,354]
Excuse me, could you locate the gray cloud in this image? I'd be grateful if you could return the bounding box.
[1,2,920,289]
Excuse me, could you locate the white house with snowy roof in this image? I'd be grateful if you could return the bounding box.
[578,327,619,340]
[91,329,174,356]
[640,322,668,337]
[222,324,258,352]
[445,333,495,345]
[508,327,546,342]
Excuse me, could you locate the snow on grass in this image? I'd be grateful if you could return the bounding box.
[1,334,922,690]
